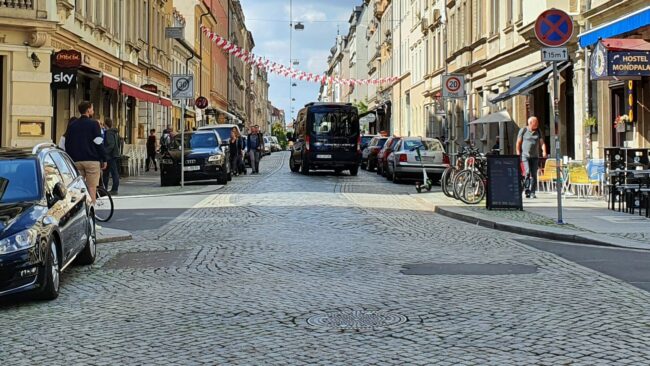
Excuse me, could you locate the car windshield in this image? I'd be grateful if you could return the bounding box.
[311,109,358,137]
[402,139,442,152]
[376,139,388,147]
[172,134,219,149]
[0,159,40,203]
[214,128,233,142]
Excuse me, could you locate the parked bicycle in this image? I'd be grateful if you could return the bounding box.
[452,148,488,205]
[441,145,478,198]
[95,176,114,222]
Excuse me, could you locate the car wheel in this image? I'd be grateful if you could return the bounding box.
[38,238,60,300]
[300,154,310,175]
[392,165,400,183]
[76,213,97,265]
[334,168,343,175]
[367,160,375,172]
[289,155,300,172]
[217,171,229,185]
[349,166,359,176]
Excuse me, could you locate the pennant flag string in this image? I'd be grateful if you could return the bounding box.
[200,25,399,85]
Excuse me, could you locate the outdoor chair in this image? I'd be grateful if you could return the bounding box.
[568,163,600,198]
[537,159,562,192]
[586,159,606,197]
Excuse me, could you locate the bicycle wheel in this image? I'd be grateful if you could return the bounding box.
[95,186,114,222]
[441,167,456,198]
[452,170,472,200]
[459,172,486,205]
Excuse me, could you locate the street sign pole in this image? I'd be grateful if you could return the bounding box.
[552,61,563,224]
[181,101,185,188]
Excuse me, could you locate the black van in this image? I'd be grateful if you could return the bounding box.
[289,103,360,176]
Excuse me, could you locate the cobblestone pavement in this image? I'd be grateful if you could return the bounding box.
[3,152,650,365]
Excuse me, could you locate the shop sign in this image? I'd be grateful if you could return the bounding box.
[51,67,77,89]
[591,41,650,80]
[142,84,158,94]
[53,50,82,68]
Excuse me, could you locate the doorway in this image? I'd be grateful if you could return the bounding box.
[611,87,625,147]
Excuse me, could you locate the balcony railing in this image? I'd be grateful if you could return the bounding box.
[0,0,34,9]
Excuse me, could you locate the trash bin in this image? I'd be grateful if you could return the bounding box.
[119,155,130,177]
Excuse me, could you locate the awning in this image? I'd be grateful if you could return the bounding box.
[469,110,513,125]
[160,96,173,107]
[579,6,650,48]
[490,62,569,103]
[602,38,650,51]
[101,73,120,91]
[121,82,159,103]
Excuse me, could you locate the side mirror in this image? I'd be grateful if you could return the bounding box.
[52,182,67,202]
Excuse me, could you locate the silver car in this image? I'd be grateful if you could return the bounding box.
[386,137,449,183]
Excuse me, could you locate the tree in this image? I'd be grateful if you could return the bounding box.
[272,122,288,149]
[352,99,369,114]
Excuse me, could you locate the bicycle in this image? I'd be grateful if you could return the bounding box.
[442,145,478,198]
[95,176,114,222]
[452,150,487,205]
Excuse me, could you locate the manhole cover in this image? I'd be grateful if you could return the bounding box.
[103,250,190,269]
[306,311,407,329]
[401,263,538,276]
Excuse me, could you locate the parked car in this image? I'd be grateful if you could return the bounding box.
[361,136,388,171]
[360,134,376,152]
[0,143,96,301]
[263,136,273,155]
[198,124,239,165]
[385,137,449,183]
[377,136,402,177]
[289,102,361,175]
[270,136,282,152]
[160,130,231,186]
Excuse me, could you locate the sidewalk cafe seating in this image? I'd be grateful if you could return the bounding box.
[567,162,601,198]
[537,159,563,193]
[605,147,650,216]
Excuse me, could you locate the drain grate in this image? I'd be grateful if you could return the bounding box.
[401,263,538,276]
[306,311,408,329]
[103,250,190,269]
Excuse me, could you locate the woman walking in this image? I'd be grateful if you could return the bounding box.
[229,127,245,176]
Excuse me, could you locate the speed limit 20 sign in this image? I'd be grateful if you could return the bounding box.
[442,74,465,99]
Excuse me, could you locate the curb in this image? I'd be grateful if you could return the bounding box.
[433,205,650,250]
[97,228,133,244]
[111,185,224,199]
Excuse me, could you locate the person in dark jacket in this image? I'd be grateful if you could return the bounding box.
[146,129,157,172]
[246,125,264,174]
[228,127,246,176]
[65,101,107,204]
[103,118,121,195]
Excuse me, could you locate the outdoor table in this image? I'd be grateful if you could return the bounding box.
[607,170,650,214]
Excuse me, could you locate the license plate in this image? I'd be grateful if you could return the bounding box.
[317,154,332,159]
[183,166,200,171]
[185,160,196,164]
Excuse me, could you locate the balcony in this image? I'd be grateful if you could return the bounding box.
[0,0,52,31]
[0,0,34,9]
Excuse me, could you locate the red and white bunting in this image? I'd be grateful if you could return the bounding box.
[200,25,400,85]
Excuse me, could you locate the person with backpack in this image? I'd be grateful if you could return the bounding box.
[516,116,548,199]
[103,118,121,195]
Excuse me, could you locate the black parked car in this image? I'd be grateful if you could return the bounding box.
[0,143,96,301]
[160,130,231,186]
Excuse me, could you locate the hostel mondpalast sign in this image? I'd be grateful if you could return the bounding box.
[591,40,650,80]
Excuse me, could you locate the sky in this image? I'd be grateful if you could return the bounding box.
[240,0,357,125]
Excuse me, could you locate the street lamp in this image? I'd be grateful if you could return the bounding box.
[294,22,304,31]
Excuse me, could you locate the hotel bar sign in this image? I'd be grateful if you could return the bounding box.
[591,40,650,80]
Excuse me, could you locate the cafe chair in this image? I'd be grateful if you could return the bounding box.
[568,163,600,198]
[538,159,562,193]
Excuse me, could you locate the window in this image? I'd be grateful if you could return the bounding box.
[95,0,103,27]
[85,0,93,22]
[50,152,76,187]
[475,0,483,40]
[506,0,514,26]
[491,0,499,35]
[113,0,119,37]
[518,0,523,21]
[0,159,40,203]
[75,0,83,16]
[43,155,64,194]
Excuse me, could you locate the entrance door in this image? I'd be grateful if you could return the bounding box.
[611,87,625,147]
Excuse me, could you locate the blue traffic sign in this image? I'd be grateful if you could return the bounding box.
[534,9,573,48]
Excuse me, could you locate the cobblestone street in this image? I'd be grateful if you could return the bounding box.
[3,152,650,365]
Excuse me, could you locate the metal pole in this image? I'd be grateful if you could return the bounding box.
[289,0,293,124]
[181,102,185,188]
[553,61,564,224]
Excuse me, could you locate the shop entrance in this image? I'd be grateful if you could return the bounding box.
[611,87,625,147]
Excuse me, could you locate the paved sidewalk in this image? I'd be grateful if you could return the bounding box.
[97,227,132,244]
[110,171,223,198]
[415,191,650,250]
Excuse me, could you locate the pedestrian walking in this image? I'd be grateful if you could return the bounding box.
[229,127,245,176]
[58,117,77,151]
[160,125,172,153]
[64,101,107,204]
[246,125,264,174]
[516,116,548,199]
[146,129,158,172]
[103,118,121,195]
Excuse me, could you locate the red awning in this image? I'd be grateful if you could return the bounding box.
[160,97,173,107]
[602,38,650,51]
[102,74,120,91]
[121,82,159,103]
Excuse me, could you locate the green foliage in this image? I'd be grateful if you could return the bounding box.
[583,116,597,128]
[352,99,369,114]
[272,122,288,149]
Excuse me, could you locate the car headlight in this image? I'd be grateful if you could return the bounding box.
[208,154,224,163]
[0,229,37,255]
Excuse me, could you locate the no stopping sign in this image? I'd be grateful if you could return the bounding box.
[442,74,465,98]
